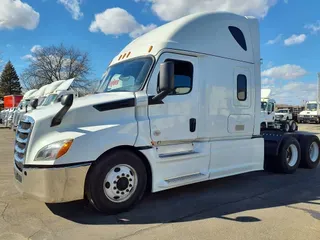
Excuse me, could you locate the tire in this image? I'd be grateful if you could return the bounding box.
[300,136,320,169]
[85,150,147,214]
[283,122,290,132]
[290,121,297,132]
[276,137,301,174]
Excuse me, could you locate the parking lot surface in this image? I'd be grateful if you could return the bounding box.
[0,125,320,240]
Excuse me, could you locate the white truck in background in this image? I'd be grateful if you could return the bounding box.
[14,12,320,214]
[32,78,76,109]
[13,80,75,130]
[297,101,320,123]
[275,109,293,121]
[11,89,38,130]
[261,89,297,132]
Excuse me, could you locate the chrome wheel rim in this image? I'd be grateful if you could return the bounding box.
[309,142,319,163]
[103,164,138,203]
[291,122,296,131]
[286,144,298,167]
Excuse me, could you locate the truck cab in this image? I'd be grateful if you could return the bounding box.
[275,108,293,121]
[261,89,275,128]
[298,101,320,123]
[39,78,76,107]
[13,12,320,214]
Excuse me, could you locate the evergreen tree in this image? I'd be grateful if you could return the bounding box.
[0,61,22,96]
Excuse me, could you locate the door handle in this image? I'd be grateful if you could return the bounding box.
[190,118,196,132]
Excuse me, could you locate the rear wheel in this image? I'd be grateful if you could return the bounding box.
[283,122,290,132]
[85,150,147,214]
[300,136,320,169]
[276,137,301,174]
[290,121,297,132]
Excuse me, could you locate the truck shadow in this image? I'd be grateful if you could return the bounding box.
[46,167,320,225]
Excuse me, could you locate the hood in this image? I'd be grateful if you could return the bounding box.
[26,92,135,121]
[299,110,317,115]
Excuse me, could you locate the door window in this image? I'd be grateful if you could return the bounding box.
[237,74,247,101]
[157,59,193,95]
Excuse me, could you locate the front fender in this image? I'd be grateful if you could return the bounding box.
[26,122,137,166]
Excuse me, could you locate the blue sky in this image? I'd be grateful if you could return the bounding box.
[0,0,319,104]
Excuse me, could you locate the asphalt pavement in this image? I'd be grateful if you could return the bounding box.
[0,125,319,240]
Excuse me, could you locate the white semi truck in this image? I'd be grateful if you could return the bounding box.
[297,101,320,123]
[261,89,297,132]
[14,12,320,214]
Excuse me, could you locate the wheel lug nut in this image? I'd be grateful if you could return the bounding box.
[113,187,116,190]
[122,173,125,176]
[114,181,117,184]
[121,192,124,195]
[126,189,129,192]
[129,179,132,181]
[117,191,120,194]
[129,184,132,187]
[126,174,129,177]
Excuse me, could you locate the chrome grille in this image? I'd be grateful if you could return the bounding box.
[14,116,34,172]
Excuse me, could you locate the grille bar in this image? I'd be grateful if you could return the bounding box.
[14,116,34,172]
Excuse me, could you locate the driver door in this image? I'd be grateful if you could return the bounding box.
[147,53,199,143]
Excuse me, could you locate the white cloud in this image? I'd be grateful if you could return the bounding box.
[269,82,317,104]
[21,54,35,61]
[89,8,157,38]
[58,0,83,20]
[284,0,288,3]
[305,21,320,34]
[266,34,282,45]
[6,44,12,48]
[135,0,278,21]
[31,45,42,53]
[262,64,307,80]
[0,0,40,30]
[262,78,275,85]
[284,34,307,46]
[266,61,274,69]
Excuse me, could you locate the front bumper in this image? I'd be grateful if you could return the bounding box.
[14,163,91,203]
[298,117,318,122]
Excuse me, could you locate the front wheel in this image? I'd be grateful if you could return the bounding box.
[85,150,147,214]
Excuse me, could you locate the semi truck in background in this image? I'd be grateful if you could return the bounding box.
[297,73,320,123]
[13,12,320,214]
[11,89,38,130]
[12,79,77,130]
[261,89,297,132]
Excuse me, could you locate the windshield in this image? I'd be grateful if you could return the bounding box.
[38,96,47,106]
[261,102,268,111]
[97,57,153,93]
[276,109,288,113]
[41,94,58,106]
[306,103,317,111]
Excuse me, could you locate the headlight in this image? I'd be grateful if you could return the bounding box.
[35,139,73,161]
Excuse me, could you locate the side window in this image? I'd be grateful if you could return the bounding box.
[228,26,247,51]
[237,74,247,101]
[158,59,193,95]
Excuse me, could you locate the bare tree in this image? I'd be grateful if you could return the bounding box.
[21,44,91,90]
